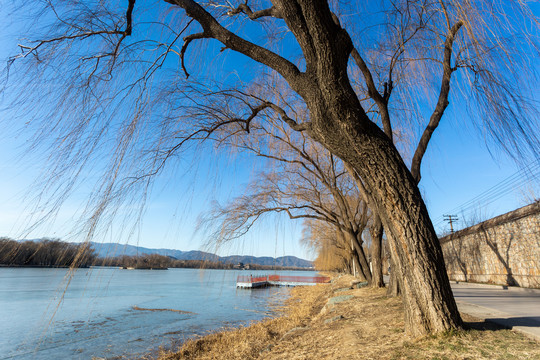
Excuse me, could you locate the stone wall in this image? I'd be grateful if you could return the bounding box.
[440,201,540,288]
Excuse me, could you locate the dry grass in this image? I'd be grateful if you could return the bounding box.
[157,275,540,360]
[158,281,332,360]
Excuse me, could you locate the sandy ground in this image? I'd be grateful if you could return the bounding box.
[159,274,540,360]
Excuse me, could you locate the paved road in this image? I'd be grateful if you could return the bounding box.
[450,281,540,340]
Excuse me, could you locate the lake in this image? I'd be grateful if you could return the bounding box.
[0,267,317,359]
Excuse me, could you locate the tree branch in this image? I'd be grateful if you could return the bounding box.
[267,103,311,132]
[226,3,283,20]
[233,102,271,133]
[15,0,137,68]
[124,0,136,36]
[165,0,302,85]
[411,20,464,183]
[351,48,393,140]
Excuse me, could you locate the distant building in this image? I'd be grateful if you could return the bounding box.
[233,262,250,270]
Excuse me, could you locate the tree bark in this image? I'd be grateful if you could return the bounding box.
[369,214,384,288]
[315,120,461,336]
[273,1,462,336]
[387,253,401,297]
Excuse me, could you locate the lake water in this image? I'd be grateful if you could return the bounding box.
[0,267,316,359]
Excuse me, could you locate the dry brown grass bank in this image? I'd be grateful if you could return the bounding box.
[158,275,540,360]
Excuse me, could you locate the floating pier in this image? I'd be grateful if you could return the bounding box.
[236,274,330,288]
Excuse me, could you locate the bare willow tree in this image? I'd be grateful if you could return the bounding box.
[2,0,539,335]
[198,117,375,281]
[302,219,355,273]
[194,78,387,286]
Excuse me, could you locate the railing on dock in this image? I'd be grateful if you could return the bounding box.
[236,274,330,288]
[267,275,330,283]
[237,275,268,283]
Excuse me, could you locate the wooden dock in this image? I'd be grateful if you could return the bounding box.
[236,275,330,288]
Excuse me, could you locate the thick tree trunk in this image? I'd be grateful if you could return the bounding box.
[294,51,461,336]
[317,123,461,336]
[338,228,365,280]
[350,255,357,277]
[387,253,401,297]
[349,232,372,283]
[247,0,462,336]
[369,214,384,288]
[346,258,353,276]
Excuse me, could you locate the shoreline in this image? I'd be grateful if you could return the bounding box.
[0,264,313,271]
[157,274,539,360]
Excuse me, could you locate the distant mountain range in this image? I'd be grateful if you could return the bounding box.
[90,242,313,268]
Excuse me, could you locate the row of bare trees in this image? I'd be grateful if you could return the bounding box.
[198,114,385,285]
[97,254,304,270]
[2,0,538,336]
[100,254,174,269]
[0,238,96,267]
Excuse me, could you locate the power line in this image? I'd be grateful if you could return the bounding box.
[444,160,538,214]
[438,170,538,225]
[434,159,540,230]
[443,161,539,216]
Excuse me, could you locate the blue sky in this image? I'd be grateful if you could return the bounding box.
[0,1,538,260]
[0,105,536,260]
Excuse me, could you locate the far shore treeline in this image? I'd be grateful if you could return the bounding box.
[95,254,305,270]
[0,238,97,267]
[0,238,309,271]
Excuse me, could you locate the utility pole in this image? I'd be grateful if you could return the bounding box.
[443,215,459,233]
